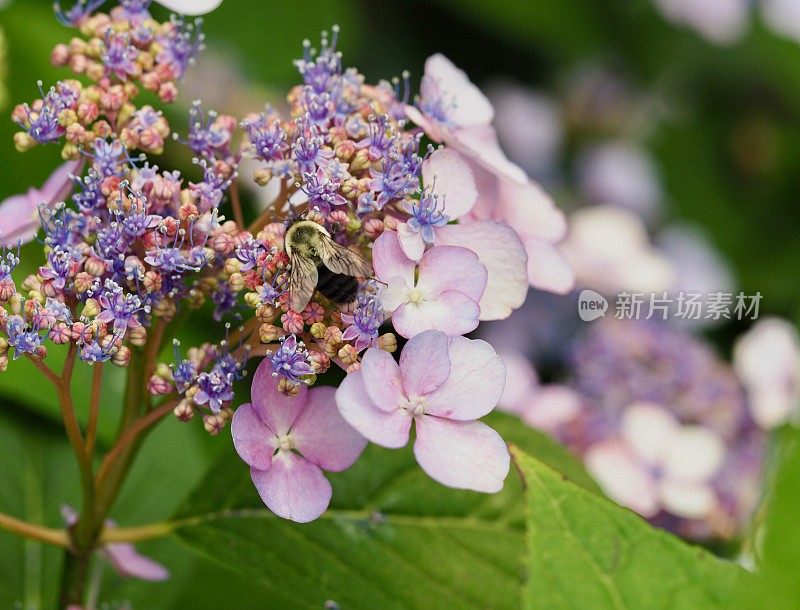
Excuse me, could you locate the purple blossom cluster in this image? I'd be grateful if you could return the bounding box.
[503,317,764,541]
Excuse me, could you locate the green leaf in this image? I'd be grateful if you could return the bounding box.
[170,413,598,609]
[735,427,800,610]
[0,406,80,610]
[512,446,751,610]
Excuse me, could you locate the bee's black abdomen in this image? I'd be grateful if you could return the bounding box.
[316,264,359,304]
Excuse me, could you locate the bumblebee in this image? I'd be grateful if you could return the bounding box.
[284,219,373,311]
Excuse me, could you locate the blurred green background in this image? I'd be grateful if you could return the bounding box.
[0,0,799,607]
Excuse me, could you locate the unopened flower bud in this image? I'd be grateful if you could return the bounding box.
[224,258,242,276]
[281,310,304,334]
[362,218,383,239]
[384,215,399,231]
[244,292,260,308]
[0,355,7,372]
[259,323,283,343]
[203,413,226,435]
[112,345,132,367]
[85,257,106,277]
[253,168,272,186]
[377,332,397,353]
[0,337,8,356]
[349,148,371,172]
[174,400,194,422]
[128,325,148,346]
[307,350,330,374]
[228,272,245,292]
[148,374,173,394]
[338,343,359,366]
[13,132,36,152]
[73,272,94,293]
[278,378,301,397]
[152,298,177,320]
[82,298,100,318]
[254,304,273,322]
[143,270,162,293]
[61,143,80,160]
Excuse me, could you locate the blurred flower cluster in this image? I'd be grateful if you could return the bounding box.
[482,62,800,542]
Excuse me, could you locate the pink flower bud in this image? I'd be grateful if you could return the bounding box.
[362,217,384,239]
[281,310,304,334]
[148,374,173,395]
[174,400,194,422]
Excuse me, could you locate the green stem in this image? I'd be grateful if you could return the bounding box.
[59,549,92,608]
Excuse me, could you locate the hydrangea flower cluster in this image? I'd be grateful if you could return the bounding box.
[0,2,245,379]
[1,0,572,533]
[504,318,764,541]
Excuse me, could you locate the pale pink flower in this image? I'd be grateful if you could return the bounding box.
[406,54,526,185]
[156,0,223,14]
[733,317,800,429]
[653,0,750,44]
[497,351,582,433]
[762,0,800,43]
[373,230,486,338]
[62,506,168,581]
[467,161,574,294]
[561,205,674,294]
[405,54,494,143]
[406,56,569,307]
[336,330,510,493]
[0,160,81,246]
[232,358,367,523]
[487,82,563,179]
[577,141,663,223]
[396,147,529,320]
[586,403,726,519]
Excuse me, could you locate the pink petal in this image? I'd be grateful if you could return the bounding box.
[657,479,718,519]
[397,222,426,261]
[104,542,169,581]
[155,0,223,14]
[231,402,274,471]
[585,441,659,518]
[497,178,567,242]
[251,453,332,523]
[360,348,405,412]
[449,125,527,185]
[249,357,307,435]
[40,159,82,205]
[392,291,480,338]
[291,385,367,472]
[399,330,451,396]
[424,336,505,420]
[372,230,415,285]
[404,104,444,143]
[335,371,412,448]
[498,351,539,414]
[523,237,575,294]
[424,54,494,128]
[436,222,528,320]
[413,416,510,493]
[520,385,582,433]
[0,192,41,246]
[661,426,725,482]
[422,148,477,219]
[417,245,487,302]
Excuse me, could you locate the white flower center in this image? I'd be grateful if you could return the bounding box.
[402,395,427,416]
[406,287,425,305]
[276,433,295,452]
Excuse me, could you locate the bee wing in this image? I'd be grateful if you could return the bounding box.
[317,236,373,278]
[289,253,318,312]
